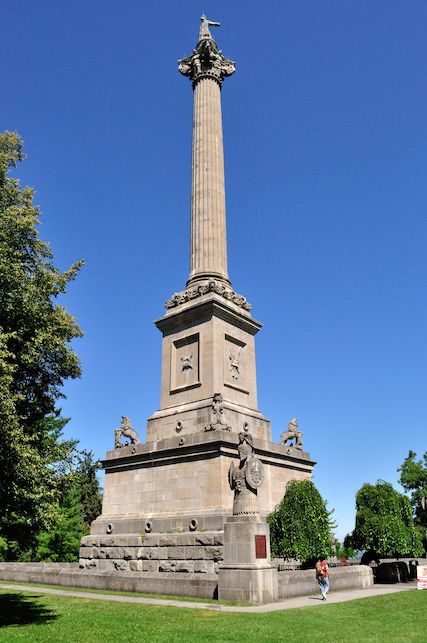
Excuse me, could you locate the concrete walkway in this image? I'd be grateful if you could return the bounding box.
[0,581,419,613]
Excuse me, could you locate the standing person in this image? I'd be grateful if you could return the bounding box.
[316,555,330,600]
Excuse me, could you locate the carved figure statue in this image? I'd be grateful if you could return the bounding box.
[229,348,241,379]
[205,393,231,431]
[228,433,264,515]
[199,15,220,40]
[280,418,303,450]
[114,416,141,449]
[178,19,235,84]
[181,353,193,371]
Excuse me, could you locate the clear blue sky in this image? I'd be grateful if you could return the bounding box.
[2,0,426,541]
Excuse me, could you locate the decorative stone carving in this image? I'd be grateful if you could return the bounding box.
[114,416,141,449]
[181,353,193,370]
[165,279,251,311]
[178,16,235,89]
[280,418,303,450]
[228,433,264,515]
[205,393,231,432]
[229,347,241,379]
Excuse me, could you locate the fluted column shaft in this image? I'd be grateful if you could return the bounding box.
[188,75,229,286]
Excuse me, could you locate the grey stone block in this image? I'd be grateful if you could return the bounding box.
[113,560,129,572]
[176,561,194,573]
[213,533,224,546]
[148,547,162,560]
[129,560,143,572]
[159,560,176,572]
[194,560,215,574]
[159,535,176,547]
[179,534,196,546]
[195,534,214,546]
[185,546,205,560]
[142,560,159,573]
[105,547,119,559]
[122,547,137,560]
[99,536,115,547]
[143,534,159,547]
[97,559,116,572]
[137,547,150,560]
[167,546,186,559]
[204,546,223,561]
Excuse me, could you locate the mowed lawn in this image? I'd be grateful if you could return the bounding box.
[0,587,426,642]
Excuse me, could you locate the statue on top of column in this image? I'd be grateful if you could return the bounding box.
[178,17,235,85]
[199,15,220,41]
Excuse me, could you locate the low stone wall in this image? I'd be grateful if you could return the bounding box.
[0,563,218,599]
[0,562,374,602]
[278,565,374,599]
[79,531,224,574]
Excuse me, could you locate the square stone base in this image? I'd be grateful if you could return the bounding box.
[217,515,278,604]
[218,563,278,604]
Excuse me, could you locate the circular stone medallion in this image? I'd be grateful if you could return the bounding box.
[245,457,264,489]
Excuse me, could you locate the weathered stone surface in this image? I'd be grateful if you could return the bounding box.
[122,547,137,560]
[142,560,159,573]
[167,547,186,559]
[114,560,129,572]
[159,535,176,547]
[176,561,195,573]
[143,534,159,547]
[204,546,223,561]
[159,560,176,573]
[129,560,142,572]
[194,560,215,574]
[185,546,205,560]
[213,533,224,546]
[148,547,162,560]
[195,534,214,546]
[99,536,115,547]
[137,547,149,560]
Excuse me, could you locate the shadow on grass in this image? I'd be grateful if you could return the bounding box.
[0,593,57,627]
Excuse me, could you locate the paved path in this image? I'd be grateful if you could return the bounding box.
[0,582,418,613]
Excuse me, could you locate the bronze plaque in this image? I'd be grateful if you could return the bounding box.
[255,535,267,558]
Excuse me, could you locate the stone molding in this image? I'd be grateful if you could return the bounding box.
[165,279,251,312]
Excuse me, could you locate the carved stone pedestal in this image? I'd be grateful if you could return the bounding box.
[217,515,278,604]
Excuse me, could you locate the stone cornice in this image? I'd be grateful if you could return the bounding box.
[155,296,262,336]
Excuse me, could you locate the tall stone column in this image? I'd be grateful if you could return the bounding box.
[179,17,235,287]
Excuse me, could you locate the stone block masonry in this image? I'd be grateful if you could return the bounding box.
[79,530,224,574]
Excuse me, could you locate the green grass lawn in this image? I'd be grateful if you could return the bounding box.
[0,587,426,642]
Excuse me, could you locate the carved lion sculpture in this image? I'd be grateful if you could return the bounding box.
[280,418,303,450]
[114,416,140,449]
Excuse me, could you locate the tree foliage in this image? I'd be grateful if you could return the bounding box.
[346,480,423,558]
[267,479,335,564]
[398,450,427,528]
[0,131,88,556]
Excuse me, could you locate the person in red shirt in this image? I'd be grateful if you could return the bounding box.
[315,555,331,600]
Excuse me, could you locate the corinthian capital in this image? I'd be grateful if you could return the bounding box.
[178,20,235,87]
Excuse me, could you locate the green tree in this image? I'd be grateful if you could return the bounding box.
[398,451,427,530]
[74,450,103,534]
[267,479,335,565]
[36,484,84,562]
[346,480,423,558]
[334,537,359,560]
[0,131,84,553]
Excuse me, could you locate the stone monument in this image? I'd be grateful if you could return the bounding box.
[218,433,278,603]
[80,17,315,584]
